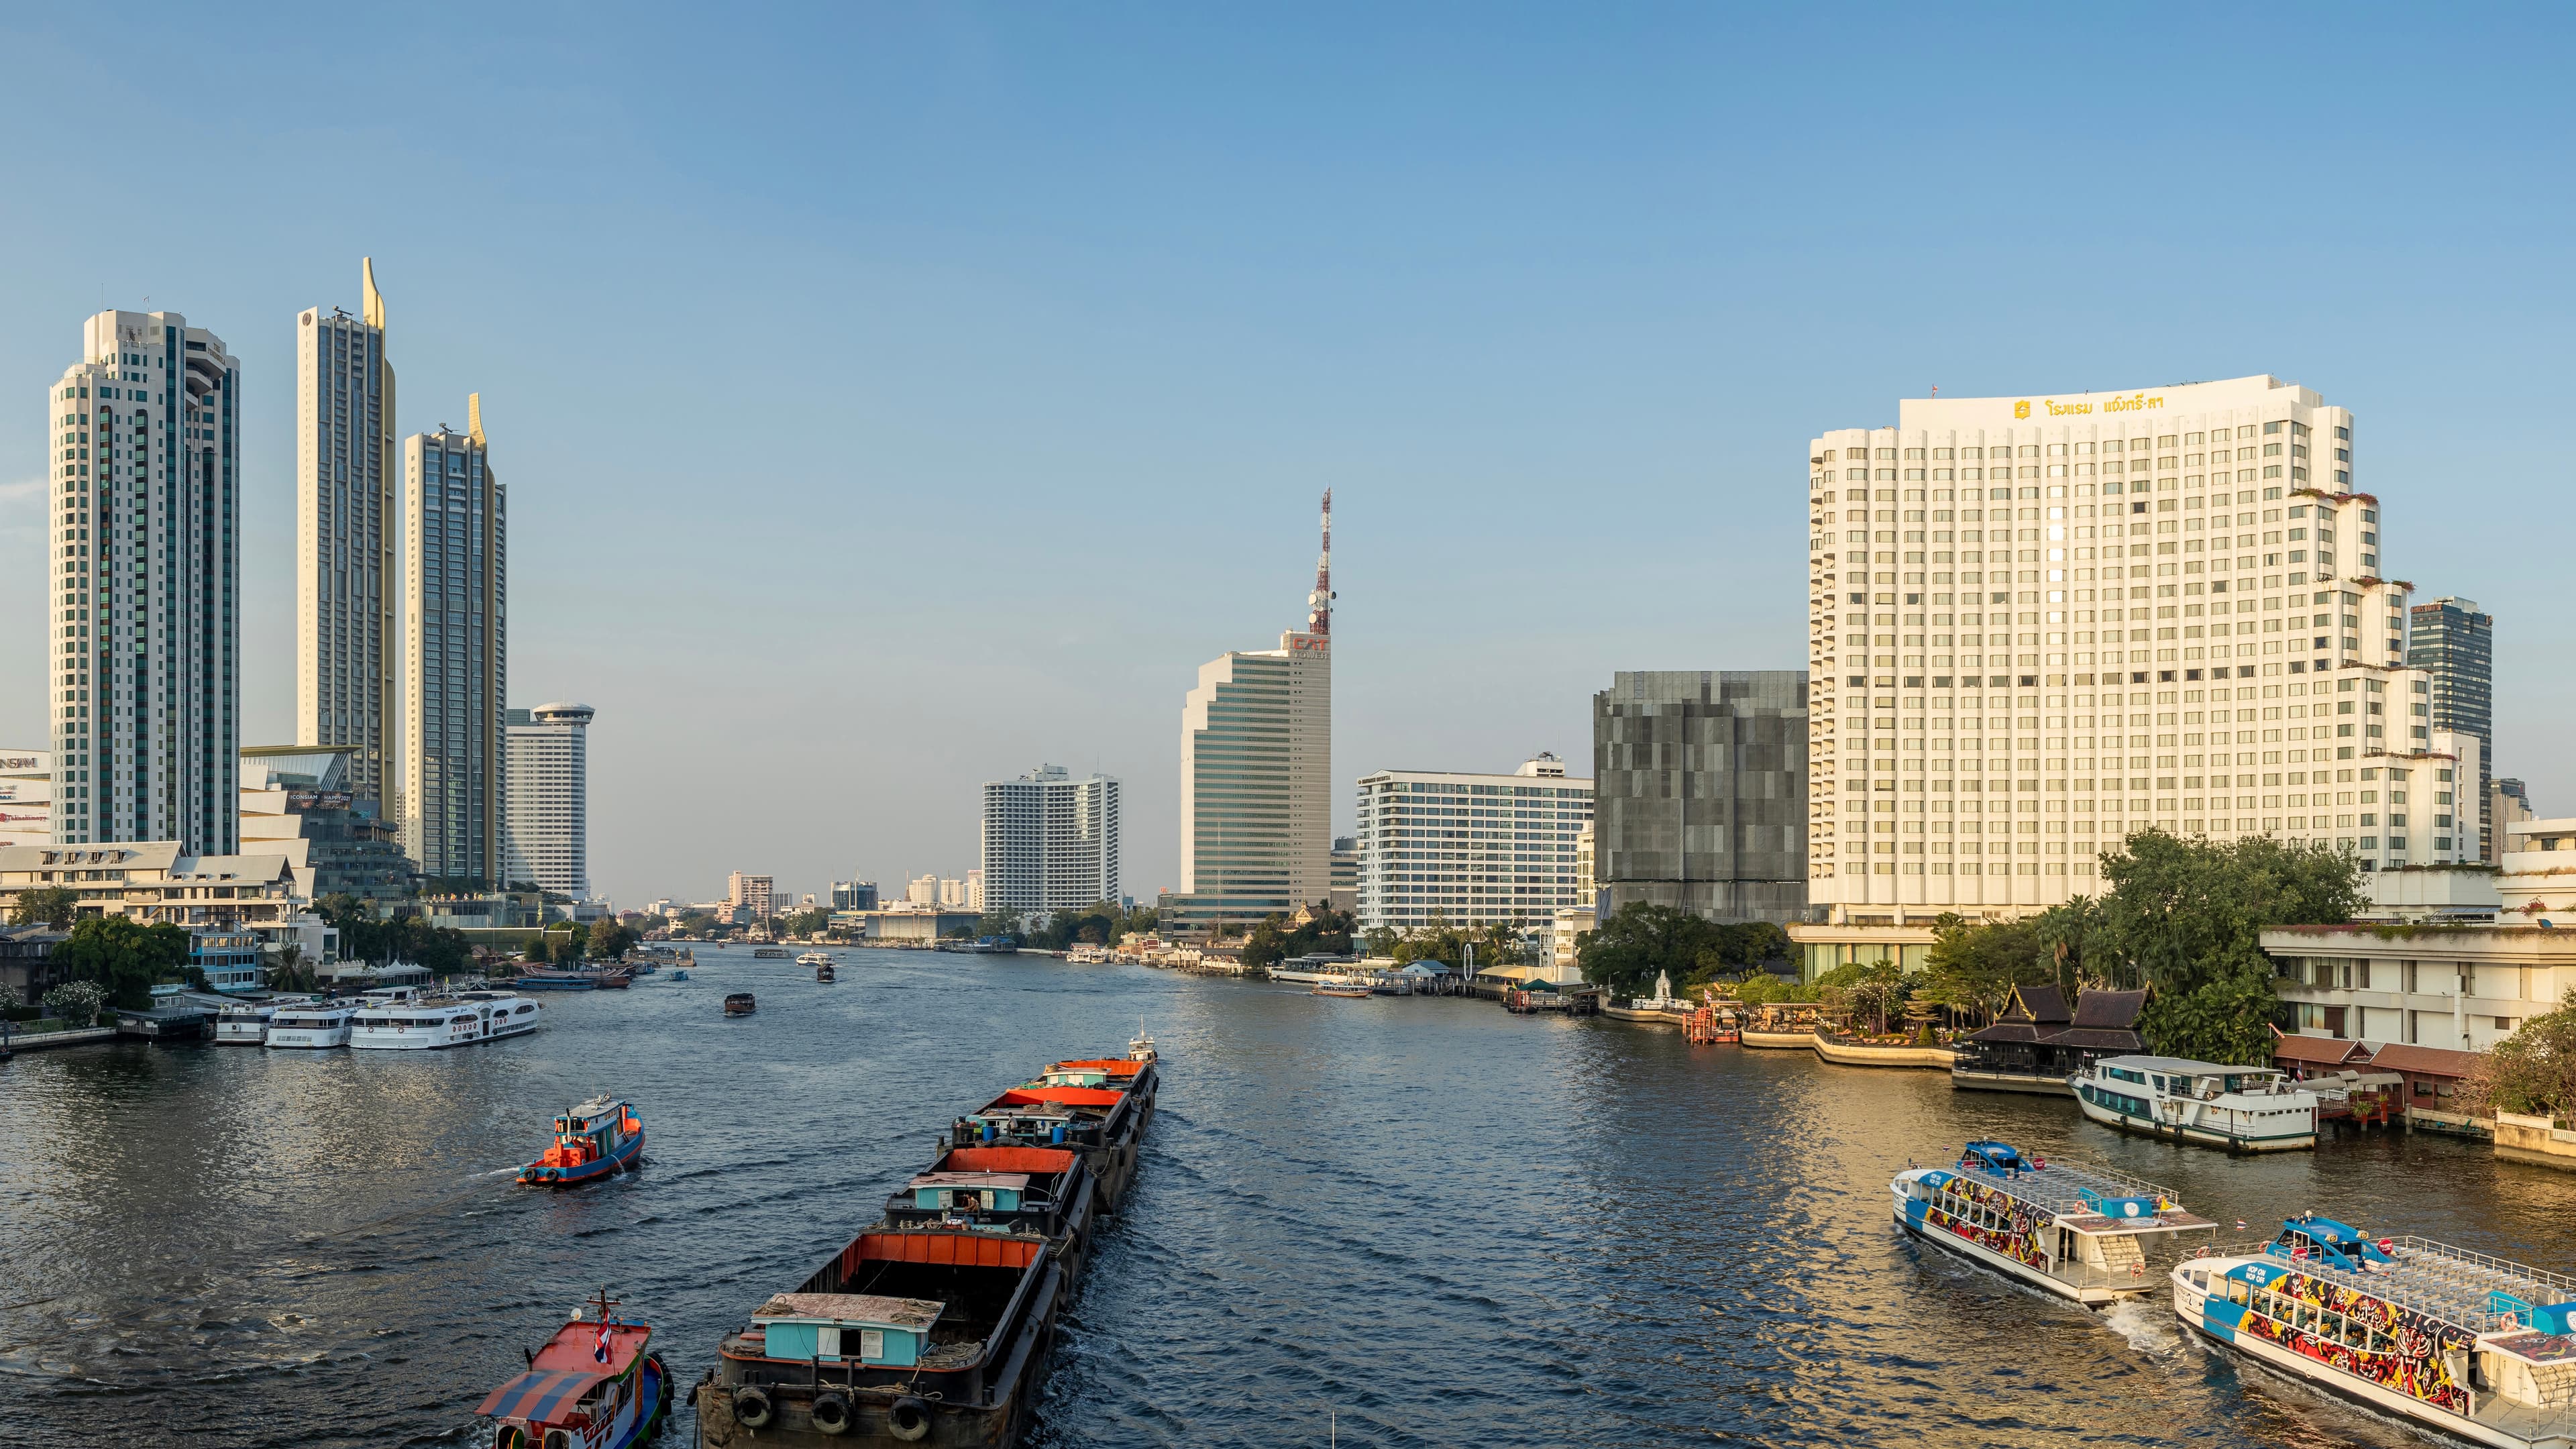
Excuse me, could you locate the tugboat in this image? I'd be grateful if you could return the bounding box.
[724,993,757,1017]
[1891,1140,2216,1307]
[478,1288,671,1449]
[518,1096,647,1187]
[815,961,837,983]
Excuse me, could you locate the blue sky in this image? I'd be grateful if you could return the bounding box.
[3,5,2570,904]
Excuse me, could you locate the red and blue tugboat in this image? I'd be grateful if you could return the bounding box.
[518,1095,646,1187]
[479,1289,670,1449]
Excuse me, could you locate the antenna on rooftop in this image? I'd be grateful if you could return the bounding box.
[1306,489,1333,637]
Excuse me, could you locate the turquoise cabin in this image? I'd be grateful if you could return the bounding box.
[909,1171,1030,1212]
[751,1293,943,1368]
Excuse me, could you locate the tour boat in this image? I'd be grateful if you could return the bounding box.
[2075,1053,2320,1152]
[215,997,308,1045]
[796,951,832,967]
[1892,1140,2216,1307]
[723,993,757,1017]
[350,991,541,1050]
[2176,1215,2576,1448]
[1312,981,1374,998]
[264,1002,359,1049]
[478,1289,670,1449]
[753,947,790,959]
[518,1095,646,1187]
[1127,1028,1157,1063]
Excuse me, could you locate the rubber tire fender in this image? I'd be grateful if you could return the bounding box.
[733,1384,775,1430]
[810,1389,854,1435]
[494,1427,529,1449]
[888,1395,934,1442]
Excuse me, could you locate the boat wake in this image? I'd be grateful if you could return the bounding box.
[2099,1297,2178,1354]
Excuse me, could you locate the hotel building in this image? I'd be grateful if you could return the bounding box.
[504,702,592,898]
[296,261,400,812]
[1353,754,1593,933]
[401,401,507,883]
[1794,376,2480,976]
[979,764,1120,912]
[46,311,241,852]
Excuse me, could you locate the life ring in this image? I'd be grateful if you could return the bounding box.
[888,1395,934,1442]
[2131,1263,2145,1276]
[811,1389,853,1436]
[733,1384,775,1430]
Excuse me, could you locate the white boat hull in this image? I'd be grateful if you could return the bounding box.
[2174,1277,2526,1449]
[1892,1197,2137,1308]
[2076,1087,2316,1152]
[265,1027,350,1049]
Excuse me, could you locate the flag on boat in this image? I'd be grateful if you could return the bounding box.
[593,1321,612,1364]
[2235,1220,2247,1230]
[2292,1244,2308,1259]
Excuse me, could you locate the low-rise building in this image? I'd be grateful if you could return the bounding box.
[1548,906,1595,977]
[0,843,304,932]
[239,747,414,906]
[0,749,51,849]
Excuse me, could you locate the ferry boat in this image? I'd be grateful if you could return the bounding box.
[215,997,310,1045]
[478,1289,670,1449]
[949,1053,1159,1211]
[2075,1053,2320,1152]
[724,993,757,1017]
[264,1002,360,1049]
[518,1095,646,1187]
[1892,1140,2216,1307]
[796,951,832,967]
[1312,980,1374,998]
[753,947,790,960]
[350,991,541,1049]
[2176,1215,2576,1448]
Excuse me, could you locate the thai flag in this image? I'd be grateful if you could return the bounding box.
[593,1322,612,1364]
[2235,1220,2247,1231]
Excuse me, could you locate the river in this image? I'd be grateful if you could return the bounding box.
[4,945,2573,1447]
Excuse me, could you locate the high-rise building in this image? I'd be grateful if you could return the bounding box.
[296,262,399,812]
[727,872,774,916]
[1592,672,1809,924]
[401,400,507,883]
[1792,376,2481,977]
[1169,493,1334,934]
[504,702,592,898]
[979,764,1121,912]
[2493,777,2534,843]
[46,311,241,851]
[830,879,880,910]
[2408,597,2495,859]
[1329,836,1358,913]
[1354,754,1593,932]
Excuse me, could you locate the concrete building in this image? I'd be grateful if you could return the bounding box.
[1796,376,2480,969]
[1593,672,1809,924]
[503,702,592,898]
[1169,492,1334,935]
[0,749,52,849]
[904,874,938,906]
[830,880,879,910]
[728,872,774,917]
[979,764,1120,912]
[2408,597,2494,860]
[1330,836,1358,913]
[239,745,414,906]
[402,400,507,883]
[0,843,303,934]
[1354,754,1593,932]
[2494,777,2535,844]
[296,262,400,812]
[47,309,241,853]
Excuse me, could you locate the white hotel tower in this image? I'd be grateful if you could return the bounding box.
[1792,376,2481,976]
[44,311,241,851]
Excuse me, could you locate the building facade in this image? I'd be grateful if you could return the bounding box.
[47,310,241,853]
[401,402,506,883]
[2408,596,2494,860]
[1593,672,1808,924]
[830,879,879,910]
[239,745,415,906]
[1354,754,1593,932]
[1799,376,2479,963]
[1171,493,1334,934]
[979,764,1120,912]
[728,872,774,916]
[0,749,51,849]
[503,702,592,898]
[297,262,400,811]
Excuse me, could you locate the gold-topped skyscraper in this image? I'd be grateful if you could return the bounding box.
[296,259,399,812]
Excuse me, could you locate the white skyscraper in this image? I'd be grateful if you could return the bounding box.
[979,764,1120,912]
[402,400,507,884]
[504,702,591,898]
[1169,492,1334,933]
[1792,376,2481,976]
[297,260,399,811]
[45,311,241,851]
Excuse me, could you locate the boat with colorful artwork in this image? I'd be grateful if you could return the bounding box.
[477,1289,670,1449]
[2175,1215,2576,1447]
[1892,1140,2216,1307]
[517,1095,646,1187]
[2074,1053,2320,1152]
[947,1050,1160,1211]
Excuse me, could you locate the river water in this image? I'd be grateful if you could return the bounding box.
[5,946,2575,1448]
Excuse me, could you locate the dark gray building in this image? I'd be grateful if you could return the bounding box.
[1592,671,1809,923]
[2408,597,2494,859]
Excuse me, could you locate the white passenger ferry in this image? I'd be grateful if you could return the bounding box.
[2075,1053,2320,1152]
[2177,1215,2576,1447]
[1892,1140,2216,1307]
[215,996,312,1045]
[349,991,543,1050]
[264,1002,360,1049]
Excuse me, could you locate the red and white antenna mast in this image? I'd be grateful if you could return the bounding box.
[1306,489,1333,638]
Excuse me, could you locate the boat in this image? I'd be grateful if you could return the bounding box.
[264,1002,360,1049]
[350,991,541,1049]
[514,968,599,991]
[1127,1028,1156,1064]
[949,1053,1159,1212]
[724,993,757,1017]
[880,1144,1099,1280]
[816,962,837,983]
[1814,1028,1957,1069]
[517,1095,647,1186]
[797,951,832,967]
[2175,1215,2576,1448]
[1892,1140,2216,1307]
[2074,1053,2320,1152]
[669,969,689,981]
[1311,981,1374,998]
[753,947,790,960]
[215,996,309,1045]
[478,1288,670,1449]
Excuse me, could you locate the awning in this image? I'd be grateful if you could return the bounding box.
[476,1368,610,1422]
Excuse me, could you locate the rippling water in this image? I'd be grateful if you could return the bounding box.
[7,947,2576,1447]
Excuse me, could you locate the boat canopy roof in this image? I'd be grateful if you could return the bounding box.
[2092,1053,2282,1077]
[980,1087,1123,1110]
[754,1292,943,1333]
[938,1145,1077,1175]
[908,1171,1032,1191]
[1929,1141,2212,1236]
[2222,1225,2576,1338]
[477,1368,613,1423]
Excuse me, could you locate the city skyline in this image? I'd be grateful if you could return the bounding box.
[4,10,2573,904]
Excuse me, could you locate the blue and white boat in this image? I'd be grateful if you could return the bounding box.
[2074,1053,2320,1152]
[1892,1140,2216,1307]
[2176,1216,2576,1448]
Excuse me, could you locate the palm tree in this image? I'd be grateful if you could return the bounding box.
[267,943,313,994]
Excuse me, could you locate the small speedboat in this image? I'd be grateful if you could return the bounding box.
[517,1095,645,1187]
[724,993,756,1017]
[479,1289,669,1449]
[669,969,689,982]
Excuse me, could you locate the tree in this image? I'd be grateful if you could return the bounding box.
[10,885,78,930]
[54,916,191,1010]
[1915,913,2053,1026]
[586,918,639,961]
[1362,926,1401,959]
[2462,989,2576,1121]
[977,908,1026,943]
[42,979,107,1026]
[1576,903,1788,998]
[1241,906,1358,970]
[267,943,316,994]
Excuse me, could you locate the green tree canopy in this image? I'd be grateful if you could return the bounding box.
[55,916,191,1009]
[1915,913,2055,1025]
[1576,903,1789,999]
[2463,989,2576,1121]
[10,885,78,929]
[1242,906,1358,969]
[2098,830,2359,1063]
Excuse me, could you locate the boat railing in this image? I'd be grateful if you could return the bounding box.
[2202,1235,2576,1335]
[1962,1157,2184,1216]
